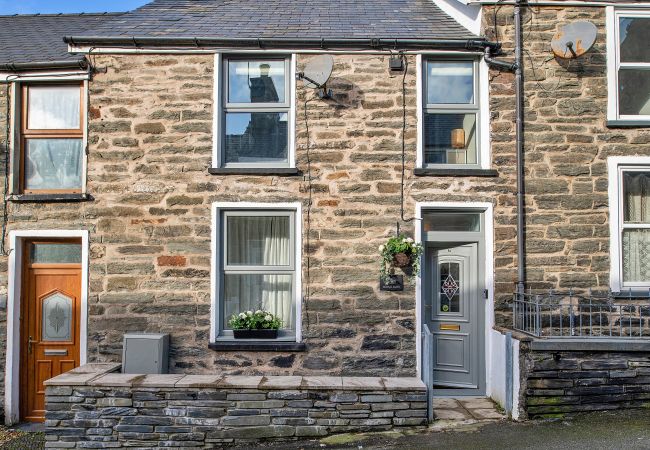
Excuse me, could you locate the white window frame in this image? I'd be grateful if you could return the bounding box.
[210,201,302,342]
[606,7,650,124]
[212,53,297,169]
[608,156,650,292]
[7,77,89,195]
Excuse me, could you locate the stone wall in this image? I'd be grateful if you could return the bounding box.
[521,346,650,418]
[485,5,650,315]
[0,52,514,377]
[44,364,427,447]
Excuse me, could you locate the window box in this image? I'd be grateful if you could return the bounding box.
[606,8,650,125]
[233,329,278,339]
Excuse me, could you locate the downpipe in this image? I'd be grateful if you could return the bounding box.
[514,0,525,295]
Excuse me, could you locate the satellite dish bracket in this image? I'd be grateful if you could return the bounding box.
[297,72,333,99]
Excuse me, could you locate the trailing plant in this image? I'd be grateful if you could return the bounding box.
[228,310,282,330]
[379,234,423,281]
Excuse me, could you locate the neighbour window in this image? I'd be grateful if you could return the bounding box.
[220,56,291,167]
[20,84,84,193]
[422,59,479,167]
[610,10,650,121]
[219,209,296,339]
[617,168,650,288]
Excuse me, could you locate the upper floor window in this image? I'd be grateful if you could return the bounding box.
[20,84,84,193]
[607,9,650,123]
[216,55,294,168]
[421,59,479,167]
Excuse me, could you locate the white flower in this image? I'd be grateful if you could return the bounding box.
[246,310,253,316]
[378,244,385,252]
[406,237,414,243]
[264,315,273,321]
[255,310,262,315]
[239,313,246,319]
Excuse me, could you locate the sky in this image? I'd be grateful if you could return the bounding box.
[0,0,150,14]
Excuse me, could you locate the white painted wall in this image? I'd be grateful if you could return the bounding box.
[487,329,521,420]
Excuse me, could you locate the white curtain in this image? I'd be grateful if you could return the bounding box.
[224,216,293,329]
[623,173,650,282]
[28,86,80,129]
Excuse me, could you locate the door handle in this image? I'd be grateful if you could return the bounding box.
[28,335,37,354]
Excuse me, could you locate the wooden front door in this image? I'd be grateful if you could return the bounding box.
[20,240,82,422]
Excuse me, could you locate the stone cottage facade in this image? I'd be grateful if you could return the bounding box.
[1,0,650,426]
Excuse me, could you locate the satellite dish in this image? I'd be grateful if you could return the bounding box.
[298,54,334,98]
[551,20,598,59]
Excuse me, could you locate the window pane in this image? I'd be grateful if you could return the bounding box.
[25,139,83,191]
[424,113,477,165]
[42,292,73,341]
[619,69,650,116]
[623,172,650,223]
[439,262,460,313]
[619,17,650,63]
[28,85,80,129]
[223,274,293,329]
[623,229,650,283]
[225,112,288,164]
[426,61,474,104]
[30,243,82,264]
[227,215,291,266]
[424,212,480,232]
[228,60,286,103]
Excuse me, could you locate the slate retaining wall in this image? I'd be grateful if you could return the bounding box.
[523,346,650,419]
[44,364,427,447]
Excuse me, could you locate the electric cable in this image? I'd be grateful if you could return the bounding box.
[399,53,413,225]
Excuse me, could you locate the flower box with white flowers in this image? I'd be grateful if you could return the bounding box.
[228,310,283,339]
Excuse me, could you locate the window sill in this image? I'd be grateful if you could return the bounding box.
[414,168,498,177]
[8,193,93,203]
[607,120,650,128]
[209,340,307,352]
[208,168,302,176]
[612,290,650,299]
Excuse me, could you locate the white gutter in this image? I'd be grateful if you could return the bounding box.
[468,0,650,6]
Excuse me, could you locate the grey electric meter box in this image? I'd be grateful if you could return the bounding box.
[122,333,170,374]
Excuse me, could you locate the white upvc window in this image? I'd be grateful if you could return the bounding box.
[211,202,302,341]
[607,8,650,124]
[419,57,481,168]
[609,157,650,292]
[212,54,296,168]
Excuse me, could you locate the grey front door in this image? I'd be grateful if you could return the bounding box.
[428,243,484,394]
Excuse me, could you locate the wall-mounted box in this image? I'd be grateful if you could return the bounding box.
[122,333,169,374]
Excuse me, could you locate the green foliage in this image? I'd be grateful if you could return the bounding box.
[379,234,424,281]
[228,309,282,330]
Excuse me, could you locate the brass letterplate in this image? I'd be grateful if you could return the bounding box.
[440,324,460,332]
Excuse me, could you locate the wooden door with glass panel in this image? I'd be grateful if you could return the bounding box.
[20,240,82,422]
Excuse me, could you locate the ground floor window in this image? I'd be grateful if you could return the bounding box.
[212,203,300,340]
[609,158,650,291]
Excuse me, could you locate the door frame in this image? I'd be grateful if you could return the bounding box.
[5,230,89,425]
[415,202,494,396]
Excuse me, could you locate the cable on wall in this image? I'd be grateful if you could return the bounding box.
[302,94,315,331]
[1,79,15,256]
[399,53,414,225]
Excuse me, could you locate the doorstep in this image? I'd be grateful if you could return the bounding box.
[432,397,506,422]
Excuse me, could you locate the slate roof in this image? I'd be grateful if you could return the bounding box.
[0,13,122,69]
[69,0,478,41]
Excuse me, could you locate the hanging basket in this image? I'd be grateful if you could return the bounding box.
[392,252,411,268]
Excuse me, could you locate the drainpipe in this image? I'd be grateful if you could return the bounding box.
[514,0,526,295]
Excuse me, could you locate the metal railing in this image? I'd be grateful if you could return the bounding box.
[513,289,650,338]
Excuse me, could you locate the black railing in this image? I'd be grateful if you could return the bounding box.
[513,289,650,338]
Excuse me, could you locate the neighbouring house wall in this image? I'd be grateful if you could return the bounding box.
[0,53,515,377]
[0,83,7,420]
[484,5,650,322]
